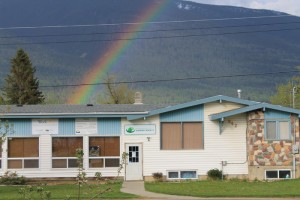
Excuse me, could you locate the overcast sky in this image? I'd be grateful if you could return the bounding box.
[190,0,300,16]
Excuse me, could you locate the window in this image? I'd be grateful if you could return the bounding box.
[7,138,39,169]
[52,137,83,168]
[161,122,203,150]
[167,170,197,180]
[89,137,120,168]
[265,169,291,179]
[266,120,290,140]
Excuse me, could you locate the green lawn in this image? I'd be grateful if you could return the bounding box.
[145,179,300,197]
[0,182,137,200]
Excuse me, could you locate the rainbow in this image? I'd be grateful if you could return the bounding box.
[67,0,170,104]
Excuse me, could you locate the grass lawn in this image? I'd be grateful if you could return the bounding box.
[0,182,137,200]
[145,179,300,197]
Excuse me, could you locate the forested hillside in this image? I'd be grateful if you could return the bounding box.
[0,0,299,103]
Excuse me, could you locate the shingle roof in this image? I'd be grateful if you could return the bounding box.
[0,104,169,115]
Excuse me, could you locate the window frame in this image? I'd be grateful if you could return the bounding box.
[51,136,83,169]
[167,170,198,180]
[265,169,292,179]
[160,122,204,150]
[7,137,40,169]
[265,119,291,140]
[88,136,120,169]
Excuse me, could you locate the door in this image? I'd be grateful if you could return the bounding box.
[125,143,143,180]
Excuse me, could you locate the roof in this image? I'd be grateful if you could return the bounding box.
[209,102,300,121]
[1,95,298,120]
[127,95,258,120]
[0,104,168,118]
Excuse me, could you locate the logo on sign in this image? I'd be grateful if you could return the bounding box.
[126,127,135,133]
[125,124,155,135]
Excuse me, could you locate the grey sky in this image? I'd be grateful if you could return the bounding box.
[189,0,300,16]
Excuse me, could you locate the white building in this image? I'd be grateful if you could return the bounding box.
[0,95,299,180]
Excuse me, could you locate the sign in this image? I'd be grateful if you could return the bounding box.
[75,118,97,134]
[125,124,155,135]
[32,119,58,135]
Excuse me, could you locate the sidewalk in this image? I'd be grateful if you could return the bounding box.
[121,181,300,200]
[121,181,199,199]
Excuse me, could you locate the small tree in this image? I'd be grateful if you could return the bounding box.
[98,75,134,104]
[270,77,300,108]
[75,148,86,200]
[3,49,44,105]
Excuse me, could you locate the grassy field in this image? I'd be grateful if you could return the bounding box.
[145,179,300,197]
[0,182,137,200]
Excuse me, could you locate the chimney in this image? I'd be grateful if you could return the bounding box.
[237,89,242,99]
[134,92,143,104]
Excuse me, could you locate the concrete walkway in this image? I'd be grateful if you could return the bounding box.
[121,181,199,199]
[121,181,300,200]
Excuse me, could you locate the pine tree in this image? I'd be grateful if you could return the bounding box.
[3,49,44,104]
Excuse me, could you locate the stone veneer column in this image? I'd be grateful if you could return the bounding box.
[248,111,299,167]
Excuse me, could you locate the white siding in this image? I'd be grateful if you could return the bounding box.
[40,135,51,171]
[122,102,248,177]
[0,140,8,174]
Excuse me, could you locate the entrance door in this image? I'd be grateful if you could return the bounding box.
[125,143,143,180]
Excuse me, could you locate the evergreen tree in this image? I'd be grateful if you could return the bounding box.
[3,49,44,104]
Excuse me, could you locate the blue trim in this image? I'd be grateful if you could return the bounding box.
[59,119,76,135]
[7,119,32,136]
[128,95,257,121]
[265,110,290,119]
[210,103,300,121]
[160,105,204,122]
[98,118,121,136]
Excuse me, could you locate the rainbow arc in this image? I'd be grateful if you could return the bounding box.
[67,0,170,104]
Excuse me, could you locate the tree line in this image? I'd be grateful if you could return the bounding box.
[0,48,298,107]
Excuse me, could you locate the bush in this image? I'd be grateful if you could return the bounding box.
[207,169,223,180]
[152,172,163,182]
[0,171,26,185]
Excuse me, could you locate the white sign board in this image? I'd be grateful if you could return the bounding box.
[75,118,97,135]
[125,124,156,135]
[32,119,59,135]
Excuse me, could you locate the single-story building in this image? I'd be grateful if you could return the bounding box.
[0,95,299,180]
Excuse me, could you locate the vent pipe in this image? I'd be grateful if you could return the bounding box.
[237,89,242,99]
[134,92,143,104]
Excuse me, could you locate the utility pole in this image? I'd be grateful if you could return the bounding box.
[293,86,296,109]
[292,86,297,179]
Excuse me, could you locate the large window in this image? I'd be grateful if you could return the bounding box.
[52,137,83,168]
[266,120,290,140]
[161,122,203,150]
[7,138,39,169]
[89,137,120,168]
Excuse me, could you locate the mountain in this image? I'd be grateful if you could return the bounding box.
[0,0,299,104]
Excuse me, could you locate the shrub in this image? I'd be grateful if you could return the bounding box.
[152,172,163,182]
[207,169,223,180]
[0,171,26,185]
